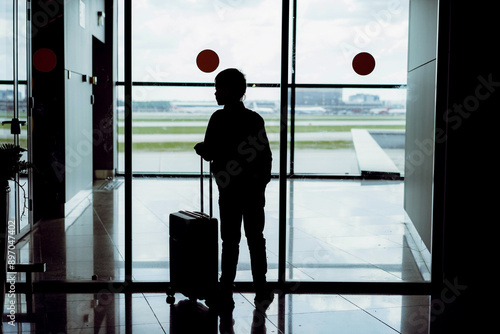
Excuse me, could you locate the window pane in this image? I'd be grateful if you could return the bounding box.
[0,84,14,145]
[293,87,406,175]
[17,0,27,81]
[296,0,409,84]
[117,86,281,174]
[129,0,282,84]
[0,1,26,81]
[0,1,13,81]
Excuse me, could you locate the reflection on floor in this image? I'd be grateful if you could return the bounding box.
[25,178,427,283]
[3,293,430,333]
[4,178,431,332]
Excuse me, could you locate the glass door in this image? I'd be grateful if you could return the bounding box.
[0,0,32,239]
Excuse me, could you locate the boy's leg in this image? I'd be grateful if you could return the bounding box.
[242,188,274,311]
[217,192,243,309]
[243,204,267,287]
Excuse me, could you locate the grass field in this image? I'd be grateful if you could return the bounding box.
[1,113,406,153]
[117,113,405,152]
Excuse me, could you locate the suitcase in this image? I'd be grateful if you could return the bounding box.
[166,158,218,305]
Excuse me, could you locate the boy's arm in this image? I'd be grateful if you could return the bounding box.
[254,118,273,184]
[195,113,218,161]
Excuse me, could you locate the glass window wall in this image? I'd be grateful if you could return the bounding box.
[115,0,427,286]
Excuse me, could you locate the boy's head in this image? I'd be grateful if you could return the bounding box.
[214,68,247,105]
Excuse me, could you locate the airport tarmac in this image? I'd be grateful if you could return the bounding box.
[118,148,405,176]
[118,131,353,143]
[116,119,406,127]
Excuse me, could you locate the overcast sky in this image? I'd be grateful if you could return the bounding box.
[1,0,409,102]
[0,0,27,81]
[123,0,409,101]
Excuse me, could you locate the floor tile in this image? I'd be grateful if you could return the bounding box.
[340,294,431,334]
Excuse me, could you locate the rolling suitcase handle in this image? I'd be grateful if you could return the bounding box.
[200,157,213,218]
[167,157,217,305]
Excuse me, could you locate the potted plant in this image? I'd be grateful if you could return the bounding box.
[0,143,34,311]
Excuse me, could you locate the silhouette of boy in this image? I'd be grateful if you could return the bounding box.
[195,68,273,312]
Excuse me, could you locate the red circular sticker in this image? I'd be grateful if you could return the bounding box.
[352,52,375,76]
[33,48,57,72]
[196,49,220,73]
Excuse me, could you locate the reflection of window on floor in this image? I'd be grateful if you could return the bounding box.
[29,178,427,283]
[284,179,425,282]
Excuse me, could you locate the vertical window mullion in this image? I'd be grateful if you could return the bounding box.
[124,0,133,283]
[13,0,20,234]
[26,0,34,236]
[278,0,290,287]
[290,0,297,177]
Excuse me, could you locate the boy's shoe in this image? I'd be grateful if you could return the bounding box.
[217,294,235,312]
[206,286,235,314]
[254,289,274,313]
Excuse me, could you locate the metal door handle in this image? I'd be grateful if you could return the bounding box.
[1,118,26,135]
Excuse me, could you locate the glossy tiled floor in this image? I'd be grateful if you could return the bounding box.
[3,177,431,332]
[25,178,427,283]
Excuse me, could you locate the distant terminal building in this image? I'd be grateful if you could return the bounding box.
[348,94,380,103]
[345,93,383,114]
[0,89,14,100]
[295,88,342,106]
[293,88,342,114]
